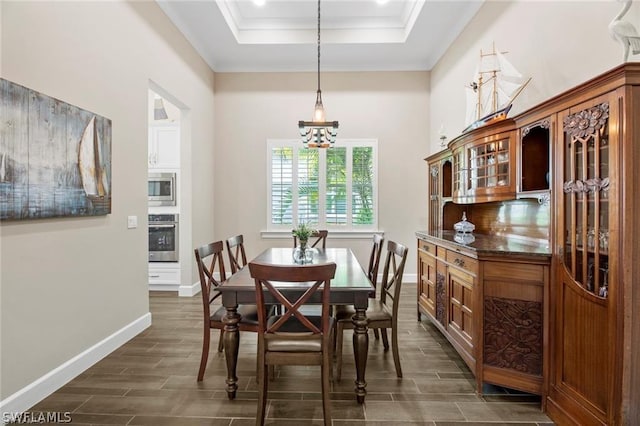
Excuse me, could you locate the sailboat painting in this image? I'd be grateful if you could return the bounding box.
[463,44,531,134]
[0,78,112,220]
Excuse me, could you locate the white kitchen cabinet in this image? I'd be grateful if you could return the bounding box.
[148,124,180,169]
[148,264,180,291]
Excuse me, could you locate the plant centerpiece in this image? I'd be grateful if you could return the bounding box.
[292,222,315,250]
[292,222,316,263]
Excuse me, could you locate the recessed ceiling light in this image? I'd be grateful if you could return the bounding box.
[253,0,266,6]
[376,0,390,5]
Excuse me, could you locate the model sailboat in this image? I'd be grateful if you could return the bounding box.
[78,116,110,209]
[463,44,531,133]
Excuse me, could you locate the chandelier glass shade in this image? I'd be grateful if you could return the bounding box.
[298,0,338,148]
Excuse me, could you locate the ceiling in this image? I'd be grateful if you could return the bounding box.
[156,0,484,72]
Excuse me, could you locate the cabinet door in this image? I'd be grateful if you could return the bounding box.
[447,263,474,359]
[418,249,437,319]
[465,131,516,202]
[428,162,441,232]
[550,92,619,425]
[452,147,466,200]
[427,156,453,233]
[149,125,180,169]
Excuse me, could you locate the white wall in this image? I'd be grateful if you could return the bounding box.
[213,71,429,272]
[0,1,215,402]
[429,0,640,154]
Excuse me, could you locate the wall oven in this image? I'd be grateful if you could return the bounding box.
[149,214,179,262]
[148,172,176,206]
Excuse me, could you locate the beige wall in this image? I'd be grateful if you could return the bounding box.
[0,1,215,398]
[429,0,639,154]
[213,71,429,270]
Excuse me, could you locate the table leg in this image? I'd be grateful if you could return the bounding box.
[352,307,368,403]
[223,306,240,400]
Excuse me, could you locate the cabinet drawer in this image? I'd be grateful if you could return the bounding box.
[418,240,436,254]
[446,250,478,273]
[149,268,180,284]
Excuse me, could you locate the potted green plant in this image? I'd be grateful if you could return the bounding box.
[292,222,316,263]
[292,222,315,250]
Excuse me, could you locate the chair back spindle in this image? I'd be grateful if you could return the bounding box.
[367,234,384,293]
[226,234,248,274]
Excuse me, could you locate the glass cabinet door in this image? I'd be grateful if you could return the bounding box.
[428,163,440,232]
[468,138,510,190]
[561,102,610,297]
[452,148,465,199]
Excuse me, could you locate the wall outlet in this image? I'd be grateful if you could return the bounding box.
[127,215,138,229]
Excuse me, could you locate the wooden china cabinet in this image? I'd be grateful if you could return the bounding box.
[419,63,640,425]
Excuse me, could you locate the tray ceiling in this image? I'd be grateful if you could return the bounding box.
[157,0,484,72]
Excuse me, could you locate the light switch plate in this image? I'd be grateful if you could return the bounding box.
[127,215,138,229]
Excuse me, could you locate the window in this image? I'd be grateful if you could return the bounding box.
[267,139,377,231]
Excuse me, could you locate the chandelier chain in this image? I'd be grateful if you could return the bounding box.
[317,0,321,92]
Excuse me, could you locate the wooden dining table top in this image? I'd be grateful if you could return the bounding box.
[219,247,373,293]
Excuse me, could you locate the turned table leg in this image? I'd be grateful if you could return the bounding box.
[352,307,368,403]
[223,306,240,400]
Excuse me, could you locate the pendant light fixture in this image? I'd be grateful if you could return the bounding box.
[298,0,338,148]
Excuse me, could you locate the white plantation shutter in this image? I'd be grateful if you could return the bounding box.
[326,147,347,225]
[297,149,319,224]
[270,147,293,225]
[352,147,374,225]
[267,140,377,231]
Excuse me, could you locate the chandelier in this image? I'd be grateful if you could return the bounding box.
[298,0,339,148]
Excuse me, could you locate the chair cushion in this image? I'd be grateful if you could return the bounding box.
[264,315,333,352]
[210,304,260,325]
[334,301,391,322]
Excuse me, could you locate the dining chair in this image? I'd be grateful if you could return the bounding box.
[226,234,247,274]
[334,240,408,380]
[249,261,336,426]
[194,241,261,381]
[293,229,329,249]
[332,234,384,339]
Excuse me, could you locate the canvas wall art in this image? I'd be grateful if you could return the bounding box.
[0,78,112,220]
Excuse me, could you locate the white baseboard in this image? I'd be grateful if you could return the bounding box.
[149,284,180,292]
[178,281,200,297]
[0,312,152,415]
[375,273,416,284]
[403,273,417,284]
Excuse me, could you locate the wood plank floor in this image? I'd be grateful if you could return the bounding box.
[31,285,554,425]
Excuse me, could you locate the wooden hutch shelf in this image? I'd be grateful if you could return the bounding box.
[418,63,640,425]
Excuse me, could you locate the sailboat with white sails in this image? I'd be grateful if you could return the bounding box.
[0,152,6,182]
[463,44,531,133]
[78,116,110,210]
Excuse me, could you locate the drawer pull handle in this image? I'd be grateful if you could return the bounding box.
[150,274,161,278]
[423,245,429,251]
[454,258,465,267]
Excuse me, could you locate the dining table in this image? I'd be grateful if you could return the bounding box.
[217,247,373,403]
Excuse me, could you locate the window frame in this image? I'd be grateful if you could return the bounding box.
[265,139,379,235]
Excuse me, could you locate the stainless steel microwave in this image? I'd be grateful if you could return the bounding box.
[148,172,176,206]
